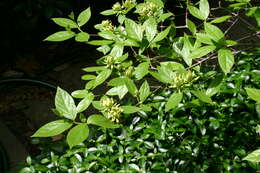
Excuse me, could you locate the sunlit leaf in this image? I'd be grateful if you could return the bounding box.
[44,31,75,42]
[245,88,260,103]
[143,17,157,42]
[199,0,209,20]
[204,23,224,42]
[125,19,143,41]
[188,5,205,20]
[52,18,77,28]
[188,45,216,59]
[77,7,91,26]
[243,149,260,163]
[32,120,72,137]
[139,80,150,102]
[106,85,128,99]
[76,93,94,113]
[67,124,89,148]
[210,15,231,23]
[122,106,140,114]
[75,32,90,42]
[192,90,213,103]
[218,48,234,74]
[152,26,171,43]
[93,69,112,88]
[55,87,77,120]
[124,77,138,97]
[134,62,150,80]
[87,114,120,128]
[165,92,183,112]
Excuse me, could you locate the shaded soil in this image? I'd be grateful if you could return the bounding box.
[0,84,55,155]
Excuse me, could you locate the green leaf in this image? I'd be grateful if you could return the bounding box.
[124,39,140,47]
[55,87,77,120]
[32,120,72,137]
[210,15,231,23]
[206,74,223,96]
[125,19,143,41]
[143,17,157,42]
[67,124,89,148]
[100,9,117,16]
[140,104,152,111]
[81,74,96,81]
[149,71,170,84]
[160,62,186,72]
[110,44,124,57]
[77,7,91,26]
[116,53,128,63]
[87,114,120,128]
[147,0,164,8]
[187,19,197,34]
[134,62,150,80]
[196,33,213,44]
[51,18,78,28]
[82,66,107,72]
[124,77,138,97]
[75,32,90,42]
[93,69,112,88]
[158,12,173,21]
[85,80,95,89]
[129,163,140,171]
[76,93,94,113]
[217,48,234,74]
[188,5,205,20]
[108,77,125,86]
[92,101,104,110]
[44,31,75,42]
[188,45,216,59]
[152,26,171,43]
[204,23,224,42]
[87,40,114,46]
[165,92,183,112]
[98,31,117,40]
[192,90,213,103]
[71,90,89,98]
[225,40,238,46]
[122,106,140,114]
[139,80,150,102]
[243,149,260,163]
[199,0,209,20]
[97,45,111,55]
[245,88,260,103]
[106,85,128,99]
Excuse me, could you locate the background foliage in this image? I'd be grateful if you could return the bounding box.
[19,0,260,172]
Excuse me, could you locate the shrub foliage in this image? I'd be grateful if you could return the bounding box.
[21,0,260,172]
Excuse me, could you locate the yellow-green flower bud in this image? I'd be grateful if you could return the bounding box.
[123,0,136,8]
[101,97,115,108]
[101,20,114,31]
[112,2,122,11]
[125,66,134,77]
[104,55,116,69]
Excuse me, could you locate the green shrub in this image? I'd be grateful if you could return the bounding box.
[20,0,260,172]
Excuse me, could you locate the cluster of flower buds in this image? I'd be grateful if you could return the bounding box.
[104,55,116,69]
[101,97,123,123]
[171,71,199,89]
[112,0,136,12]
[100,20,114,31]
[112,2,122,11]
[136,2,160,17]
[124,66,134,77]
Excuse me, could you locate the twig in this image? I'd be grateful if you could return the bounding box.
[224,18,239,35]
[186,53,216,70]
[234,32,260,42]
